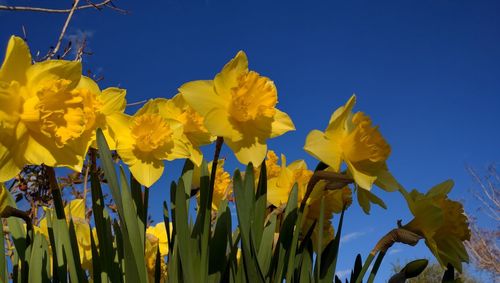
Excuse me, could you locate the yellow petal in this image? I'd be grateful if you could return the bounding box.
[0,36,31,84]
[0,143,24,182]
[326,94,356,136]
[374,167,401,192]
[129,157,164,188]
[226,138,267,166]
[270,109,295,138]
[179,80,226,116]
[24,132,84,172]
[214,51,248,100]
[304,129,342,171]
[101,87,127,114]
[26,60,81,95]
[204,108,241,141]
[99,113,131,150]
[0,183,10,214]
[76,76,100,95]
[65,199,86,220]
[345,160,377,190]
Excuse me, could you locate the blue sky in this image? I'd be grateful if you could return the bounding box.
[1,0,499,281]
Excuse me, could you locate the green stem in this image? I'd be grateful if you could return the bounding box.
[367,251,386,283]
[355,252,376,283]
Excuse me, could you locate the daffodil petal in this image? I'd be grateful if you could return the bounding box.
[346,160,377,190]
[129,158,164,188]
[226,138,267,166]
[326,94,356,136]
[304,129,342,171]
[26,60,81,94]
[101,87,127,114]
[0,143,24,182]
[204,108,242,141]
[214,51,248,100]
[0,36,31,84]
[179,80,225,116]
[270,109,295,138]
[24,132,84,172]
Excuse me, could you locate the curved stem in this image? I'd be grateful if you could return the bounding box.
[367,251,386,283]
[355,252,376,283]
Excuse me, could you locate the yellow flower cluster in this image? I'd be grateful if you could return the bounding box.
[0,36,128,182]
[0,35,471,273]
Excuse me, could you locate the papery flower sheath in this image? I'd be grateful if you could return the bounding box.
[179,51,295,165]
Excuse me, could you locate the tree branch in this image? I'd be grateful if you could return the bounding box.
[0,0,126,14]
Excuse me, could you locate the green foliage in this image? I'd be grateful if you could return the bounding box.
[0,130,469,283]
[390,260,480,283]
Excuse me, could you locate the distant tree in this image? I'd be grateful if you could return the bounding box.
[464,164,500,280]
[390,260,480,283]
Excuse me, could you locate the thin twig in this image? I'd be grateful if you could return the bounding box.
[46,0,81,60]
[0,0,123,14]
[127,100,148,107]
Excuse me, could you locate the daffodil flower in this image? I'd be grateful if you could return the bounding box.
[304,95,399,192]
[179,51,295,165]
[155,94,215,166]
[145,222,170,281]
[0,183,9,215]
[264,150,352,251]
[116,99,190,187]
[193,159,232,210]
[0,36,94,181]
[64,199,97,270]
[401,180,470,272]
[75,76,129,150]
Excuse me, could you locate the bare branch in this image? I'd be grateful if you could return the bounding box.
[0,0,127,14]
[44,0,81,60]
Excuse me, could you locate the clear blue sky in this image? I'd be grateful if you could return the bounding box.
[1,0,499,281]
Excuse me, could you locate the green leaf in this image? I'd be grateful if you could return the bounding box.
[273,184,298,282]
[0,221,6,282]
[256,213,276,277]
[233,166,265,283]
[173,180,195,282]
[320,208,345,281]
[253,161,267,252]
[442,264,455,283]
[314,196,326,281]
[90,171,118,282]
[209,200,231,280]
[130,173,145,245]
[28,232,50,282]
[118,166,148,282]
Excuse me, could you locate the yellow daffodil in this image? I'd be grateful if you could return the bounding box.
[0,183,9,214]
[76,76,129,150]
[193,159,232,210]
[65,199,96,270]
[146,222,169,257]
[155,94,215,166]
[0,36,95,181]
[401,180,470,272]
[265,150,313,208]
[145,222,170,282]
[302,185,352,252]
[179,51,295,165]
[304,95,399,192]
[116,99,191,187]
[263,150,352,251]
